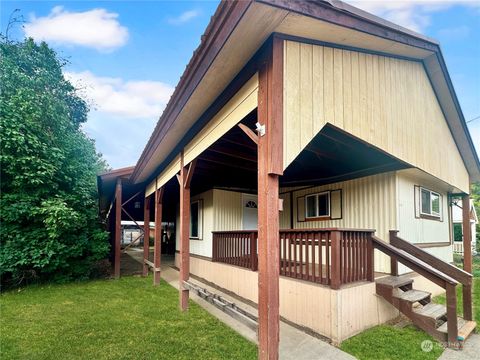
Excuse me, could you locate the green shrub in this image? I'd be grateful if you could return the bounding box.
[0,38,109,287]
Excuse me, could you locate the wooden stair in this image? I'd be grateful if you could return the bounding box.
[376,275,476,346]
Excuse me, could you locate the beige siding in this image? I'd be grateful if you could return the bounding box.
[184,74,259,165]
[175,189,214,258]
[213,189,243,231]
[179,254,398,343]
[283,40,469,193]
[289,173,397,273]
[396,169,453,269]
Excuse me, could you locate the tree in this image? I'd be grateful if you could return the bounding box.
[0,37,109,287]
[471,182,480,251]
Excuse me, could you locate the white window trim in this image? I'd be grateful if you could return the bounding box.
[305,191,330,219]
[420,187,441,218]
[190,200,203,239]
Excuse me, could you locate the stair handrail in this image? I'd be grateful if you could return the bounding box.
[371,235,457,288]
[390,231,472,284]
[389,230,473,323]
[372,234,460,345]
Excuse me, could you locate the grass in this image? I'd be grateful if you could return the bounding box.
[434,255,480,323]
[340,325,444,360]
[0,276,257,360]
[341,255,480,360]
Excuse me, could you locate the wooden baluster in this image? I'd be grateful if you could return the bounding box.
[288,233,292,277]
[463,282,473,321]
[305,233,310,280]
[292,233,298,277]
[446,283,458,347]
[319,233,324,284]
[330,230,341,289]
[366,233,374,282]
[389,230,399,276]
[312,233,316,282]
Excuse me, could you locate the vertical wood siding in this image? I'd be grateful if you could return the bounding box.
[288,172,397,273]
[283,40,469,193]
[396,170,453,266]
[213,189,243,231]
[175,189,214,258]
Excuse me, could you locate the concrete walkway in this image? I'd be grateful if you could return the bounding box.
[157,261,354,360]
[438,334,480,360]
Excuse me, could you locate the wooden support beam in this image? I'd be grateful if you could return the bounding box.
[238,123,258,145]
[143,194,150,276]
[114,178,122,279]
[122,191,141,207]
[179,154,194,311]
[153,186,164,285]
[184,159,196,188]
[257,36,283,360]
[462,195,473,273]
[462,194,473,321]
[121,207,144,233]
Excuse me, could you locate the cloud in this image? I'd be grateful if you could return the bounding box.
[437,25,470,39]
[347,1,480,32]
[24,6,129,51]
[168,10,201,25]
[64,70,174,119]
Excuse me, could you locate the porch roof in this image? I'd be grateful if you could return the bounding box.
[130,0,480,186]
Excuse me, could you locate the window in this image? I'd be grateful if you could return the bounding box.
[420,187,441,218]
[305,192,330,218]
[190,201,200,238]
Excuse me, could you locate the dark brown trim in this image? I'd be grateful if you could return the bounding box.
[131,1,253,183]
[258,0,439,51]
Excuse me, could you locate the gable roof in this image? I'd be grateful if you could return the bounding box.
[131,0,480,187]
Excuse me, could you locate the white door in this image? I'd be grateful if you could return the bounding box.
[242,194,258,230]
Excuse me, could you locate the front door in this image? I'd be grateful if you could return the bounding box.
[242,194,258,230]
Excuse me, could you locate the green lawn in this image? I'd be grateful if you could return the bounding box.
[341,255,479,360]
[340,325,444,360]
[0,276,257,360]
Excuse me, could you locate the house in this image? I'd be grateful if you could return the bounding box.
[452,199,478,255]
[97,1,479,356]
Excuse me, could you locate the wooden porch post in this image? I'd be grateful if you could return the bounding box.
[114,178,122,279]
[179,154,196,311]
[462,195,473,273]
[257,36,283,360]
[153,187,164,285]
[143,194,150,277]
[462,194,473,321]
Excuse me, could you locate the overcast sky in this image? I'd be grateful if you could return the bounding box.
[2,0,479,169]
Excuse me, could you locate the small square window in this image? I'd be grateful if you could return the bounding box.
[305,192,330,219]
[420,187,441,218]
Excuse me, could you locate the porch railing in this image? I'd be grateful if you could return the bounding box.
[212,228,375,289]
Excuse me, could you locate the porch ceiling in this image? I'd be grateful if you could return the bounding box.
[281,124,410,187]
[173,114,410,197]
